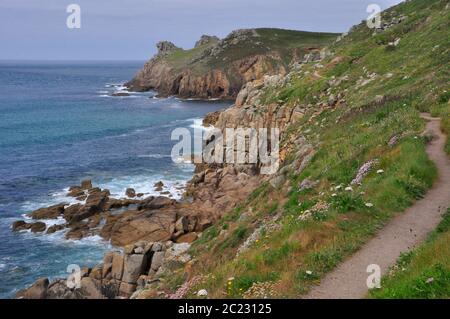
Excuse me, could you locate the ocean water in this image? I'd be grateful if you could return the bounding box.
[0,61,229,298]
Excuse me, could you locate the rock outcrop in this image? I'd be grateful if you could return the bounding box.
[17,241,192,299]
[126,28,337,99]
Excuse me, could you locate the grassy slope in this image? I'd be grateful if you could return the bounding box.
[161,0,449,298]
[164,28,338,75]
[370,208,450,299]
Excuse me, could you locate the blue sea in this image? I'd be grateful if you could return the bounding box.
[0,61,228,298]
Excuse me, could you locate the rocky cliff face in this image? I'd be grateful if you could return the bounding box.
[126,28,337,99]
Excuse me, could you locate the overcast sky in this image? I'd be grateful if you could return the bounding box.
[0,0,403,60]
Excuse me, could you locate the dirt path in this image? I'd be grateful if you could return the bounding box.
[305,113,450,299]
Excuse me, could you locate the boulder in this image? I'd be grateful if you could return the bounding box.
[89,265,103,280]
[110,210,176,246]
[12,220,31,232]
[111,252,124,280]
[79,277,104,299]
[111,92,130,97]
[102,252,114,279]
[63,204,82,222]
[150,251,165,271]
[46,280,79,299]
[122,254,148,284]
[29,203,66,219]
[196,218,213,232]
[81,179,93,190]
[30,222,46,233]
[119,282,137,297]
[16,278,49,299]
[154,181,164,191]
[46,224,65,234]
[137,196,175,210]
[175,216,189,233]
[125,188,136,198]
[195,35,219,48]
[67,186,84,198]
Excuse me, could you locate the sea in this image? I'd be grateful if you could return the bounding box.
[0,61,229,298]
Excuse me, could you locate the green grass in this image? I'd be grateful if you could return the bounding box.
[371,209,450,299]
[163,28,338,75]
[152,0,448,299]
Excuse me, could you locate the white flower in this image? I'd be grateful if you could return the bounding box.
[377,169,384,174]
[306,270,313,275]
[335,185,343,190]
[331,193,338,197]
[345,186,353,192]
[365,203,374,207]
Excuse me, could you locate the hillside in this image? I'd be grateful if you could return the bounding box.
[125,28,338,99]
[141,0,449,298]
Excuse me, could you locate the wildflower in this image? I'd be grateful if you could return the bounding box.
[345,186,353,192]
[306,270,313,275]
[365,203,374,207]
[377,169,384,174]
[331,193,338,197]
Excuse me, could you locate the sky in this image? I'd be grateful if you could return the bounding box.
[0,0,403,61]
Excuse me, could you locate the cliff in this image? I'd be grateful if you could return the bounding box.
[125,28,338,99]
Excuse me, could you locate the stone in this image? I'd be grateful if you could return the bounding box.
[46,224,65,234]
[150,251,165,271]
[196,218,212,231]
[125,188,136,198]
[12,220,31,232]
[63,204,82,221]
[67,186,84,198]
[151,242,164,252]
[89,265,103,280]
[102,252,114,278]
[111,252,124,280]
[175,216,189,233]
[154,181,164,191]
[110,210,176,246]
[119,282,137,297]
[122,254,148,284]
[124,244,135,255]
[16,278,49,299]
[137,196,175,210]
[175,232,198,244]
[134,247,145,254]
[195,35,219,48]
[81,179,93,190]
[80,277,104,299]
[30,222,46,233]
[46,280,79,299]
[29,203,66,219]
[111,92,130,97]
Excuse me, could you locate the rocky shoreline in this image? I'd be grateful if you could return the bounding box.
[15,33,337,298]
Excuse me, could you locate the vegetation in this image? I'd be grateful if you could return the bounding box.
[371,208,450,298]
[163,28,338,74]
[161,0,449,298]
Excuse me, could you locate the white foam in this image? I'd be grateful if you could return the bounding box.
[96,174,190,200]
[189,118,213,131]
